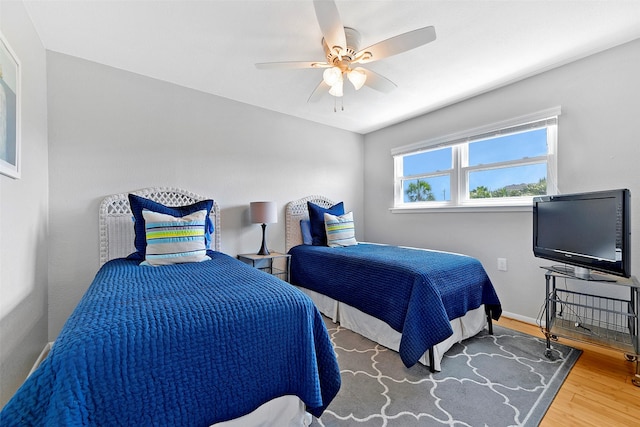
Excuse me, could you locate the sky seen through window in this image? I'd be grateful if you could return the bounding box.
[403,129,547,201]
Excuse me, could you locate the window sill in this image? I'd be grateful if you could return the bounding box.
[390,204,533,214]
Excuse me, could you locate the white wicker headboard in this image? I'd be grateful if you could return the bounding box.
[99,187,221,266]
[285,195,335,252]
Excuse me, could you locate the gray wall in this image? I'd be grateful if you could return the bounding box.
[46,52,364,339]
[0,1,49,407]
[364,38,640,323]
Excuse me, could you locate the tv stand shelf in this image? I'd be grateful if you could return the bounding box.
[542,268,640,386]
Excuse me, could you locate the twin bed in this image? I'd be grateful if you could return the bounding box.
[0,188,340,427]
[1,189,502,426]
[285,195,502,371]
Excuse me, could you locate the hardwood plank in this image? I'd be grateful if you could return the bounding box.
[496,316,640,426]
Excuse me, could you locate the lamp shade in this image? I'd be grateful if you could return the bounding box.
[250,201,277,224]
[328,79,344,97]
[322,66,342,86]
[347,67,367,90]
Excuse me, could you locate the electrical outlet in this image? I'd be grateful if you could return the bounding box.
[497,258,508,271]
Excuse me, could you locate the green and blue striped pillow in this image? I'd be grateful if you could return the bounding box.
[141,209,210,266]
[128,194,214,260]
[324,211,358,247]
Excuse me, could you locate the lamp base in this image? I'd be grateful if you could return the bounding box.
[257,223,270,255]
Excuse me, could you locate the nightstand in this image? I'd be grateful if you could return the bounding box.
[237,252,291,283]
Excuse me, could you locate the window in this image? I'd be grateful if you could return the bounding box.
[392,108,559,210]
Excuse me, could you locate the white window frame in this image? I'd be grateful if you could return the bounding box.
[392,107,560,212]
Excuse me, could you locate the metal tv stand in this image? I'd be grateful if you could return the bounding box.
[542,267,640,386]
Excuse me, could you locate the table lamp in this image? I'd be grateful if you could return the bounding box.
[250,201,277,255]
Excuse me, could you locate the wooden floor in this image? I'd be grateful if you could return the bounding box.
[497,316,640,426]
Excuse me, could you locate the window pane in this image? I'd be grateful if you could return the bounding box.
[469,128,547,166]
[403,147,452,176]
[403,176,451,202]
[469,164,547,199]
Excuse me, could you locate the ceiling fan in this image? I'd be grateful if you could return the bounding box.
[255,0,437,105]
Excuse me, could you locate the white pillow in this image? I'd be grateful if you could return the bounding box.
[324,211,358,247]
[142,209,210,266]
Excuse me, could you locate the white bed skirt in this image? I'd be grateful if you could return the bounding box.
[211,395,311,427]
[296,286,487,371]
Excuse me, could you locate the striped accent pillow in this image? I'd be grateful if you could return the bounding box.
[141,209,210,266]
[324,211,358,247]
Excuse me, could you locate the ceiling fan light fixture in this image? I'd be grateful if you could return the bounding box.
[347,67,367,90]
[256,1,437,106]
[323,66,343,86]
[328,79,344,97]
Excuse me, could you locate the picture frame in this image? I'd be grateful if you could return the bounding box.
[0,31,21,179]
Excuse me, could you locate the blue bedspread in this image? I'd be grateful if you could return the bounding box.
[289,243,501,367]
[0,251,340,426]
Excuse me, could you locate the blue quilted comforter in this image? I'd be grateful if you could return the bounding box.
[0,251,340,426]
[289,243,501,367]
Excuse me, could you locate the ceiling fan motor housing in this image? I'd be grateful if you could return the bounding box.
[323,27,362,66]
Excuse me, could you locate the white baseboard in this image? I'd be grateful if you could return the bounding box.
[27,341,54,379]
[500,310,542,327]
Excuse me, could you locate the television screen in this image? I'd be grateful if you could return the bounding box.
[533,189,631,278]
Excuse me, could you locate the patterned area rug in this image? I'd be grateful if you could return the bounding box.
[312,318,581,427]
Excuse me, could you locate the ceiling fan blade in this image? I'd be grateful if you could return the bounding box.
[362,69,397,93]
[313,0,346,52]
[255,61,330,70]
[307,81,330,103]
[355,26,436,64]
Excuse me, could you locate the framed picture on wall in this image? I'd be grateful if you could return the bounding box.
[0,31,21,179]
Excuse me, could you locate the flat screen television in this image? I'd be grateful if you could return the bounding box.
[533,189,631,280]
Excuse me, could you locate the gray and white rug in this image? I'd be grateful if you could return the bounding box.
[313,318,581,427]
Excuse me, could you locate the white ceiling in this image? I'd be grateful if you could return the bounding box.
[23,0,640,134]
